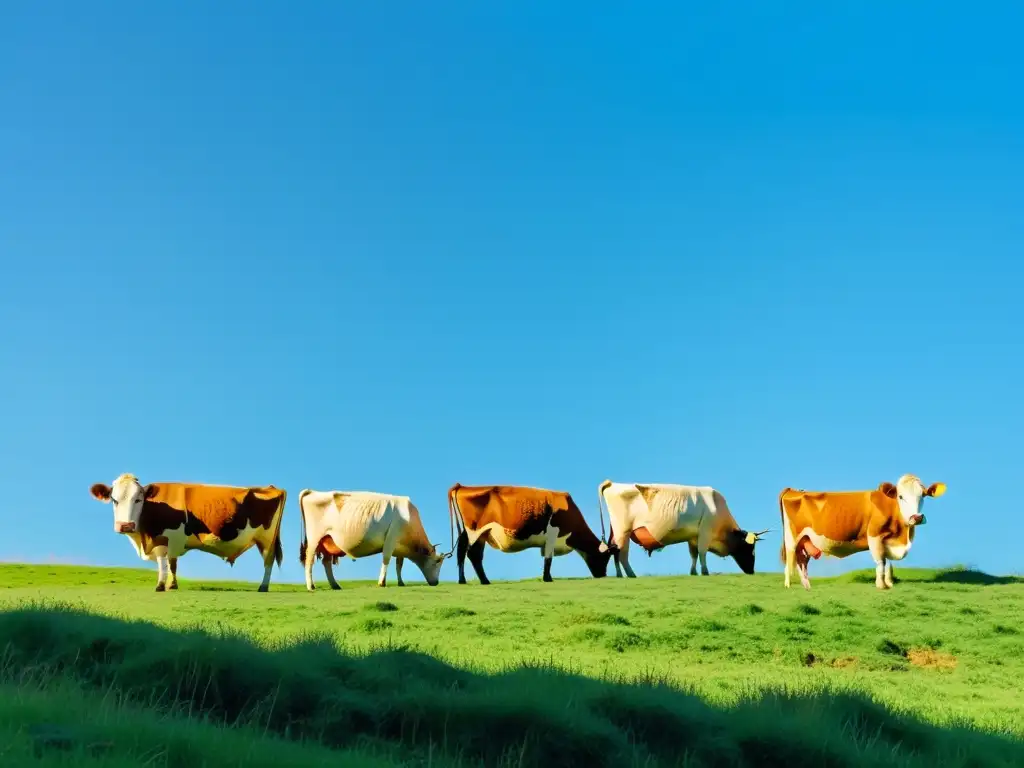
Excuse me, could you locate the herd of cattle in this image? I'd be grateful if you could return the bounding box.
[88,473,946,593]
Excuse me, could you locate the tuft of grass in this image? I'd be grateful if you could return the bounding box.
[437,606,476,618]
[368,601,399,612]
[744,603,765,615]
[358,617,394,632]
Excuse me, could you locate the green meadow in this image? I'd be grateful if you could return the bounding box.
[1,563,1022,766]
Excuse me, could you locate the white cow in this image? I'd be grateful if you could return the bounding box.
[597,480,769,577]
[298,489,449,591]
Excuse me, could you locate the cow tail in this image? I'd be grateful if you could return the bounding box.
[778,488,792,564]
[298,489,313,566]
[448,484,464,557]
[597,479,612,545]
[273,489,286,569]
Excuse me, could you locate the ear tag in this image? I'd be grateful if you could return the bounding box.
[745,532,756,545]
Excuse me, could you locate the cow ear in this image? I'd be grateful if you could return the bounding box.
[879,482,898,499]
[90,483,112,502]
[143,484,159,500]
[925,482,946,498]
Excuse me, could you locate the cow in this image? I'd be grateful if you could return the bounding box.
[448,483,615,584]
[89,473,287,592]
[297,489,448,591]
[597,480,769,578]
[778,474,947,590]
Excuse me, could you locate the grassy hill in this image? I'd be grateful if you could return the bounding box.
[1,563,1022,766]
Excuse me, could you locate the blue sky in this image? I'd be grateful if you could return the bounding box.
[2,3,1022,586]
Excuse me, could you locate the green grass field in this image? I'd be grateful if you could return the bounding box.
[1,563,1022,766]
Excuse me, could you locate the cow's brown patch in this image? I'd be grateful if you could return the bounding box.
[907,648,957,670]
[635,484,661,509]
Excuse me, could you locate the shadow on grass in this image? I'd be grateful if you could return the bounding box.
[844,566,1023,587]
[0,603,1021,767]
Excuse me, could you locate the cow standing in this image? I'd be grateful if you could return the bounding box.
[598,480,768,577]
[448,483,615,583]
[89,473,287,592]
[297,489,448,591]
[778,474,946,590]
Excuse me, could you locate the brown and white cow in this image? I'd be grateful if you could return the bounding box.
[448,483,615,583]
[89,473,287,592]
[297,489,449,591]
[778,474,947,590]
[598,480,769,577]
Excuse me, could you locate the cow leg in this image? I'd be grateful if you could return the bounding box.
[168,557,179,590]
[257,550,274,593]
[698,547,710,576]
[152,546,169,592]
[378,522,402,587]
[304,535,320,592]
[396,556,406,587]
[456,530,470,584]
[688,542,699,576]
[868,536,888,590]
[883,561,894,589]
[796,546,812,590]
[541,521,559,582]
[322,556,342,590]
[467,537,490,585]
[614,533,636,578]
[784,545,797,588]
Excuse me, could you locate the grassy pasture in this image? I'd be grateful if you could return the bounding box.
[0,563,1022,766]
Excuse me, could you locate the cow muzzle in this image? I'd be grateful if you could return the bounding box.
[116,522,136,534]
[909,513,925,526]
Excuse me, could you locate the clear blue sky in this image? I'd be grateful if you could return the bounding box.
[2,3,1022,585]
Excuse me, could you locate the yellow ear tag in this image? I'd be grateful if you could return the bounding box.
[745,532,756,545]
[932,483,947,498]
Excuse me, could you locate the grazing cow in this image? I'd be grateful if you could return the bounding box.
[778,474,947,590]
[297,489,448,591]
[598,480,768,578]
[89,473,286,592]
[448,483,615,583]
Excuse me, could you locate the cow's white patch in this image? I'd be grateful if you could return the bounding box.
[468,522,572,555]
[883,538,912,560]
[797,528,864,558]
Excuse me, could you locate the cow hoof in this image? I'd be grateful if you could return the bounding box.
[155,583,165,592]
[258,584,269,593]
[397,582,405,588]
[330,584,341,591]
[168,582,178,591]
[458,577,467,585]
[479,579,491,586]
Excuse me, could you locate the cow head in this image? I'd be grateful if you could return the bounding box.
[580,540,617,578]
[880,475,946,527]
[89,473,158,534]
[727,528,770,574]
[417,543,451,586]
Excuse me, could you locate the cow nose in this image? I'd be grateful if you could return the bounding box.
[116,522,136,533]
[909,514,923,525]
